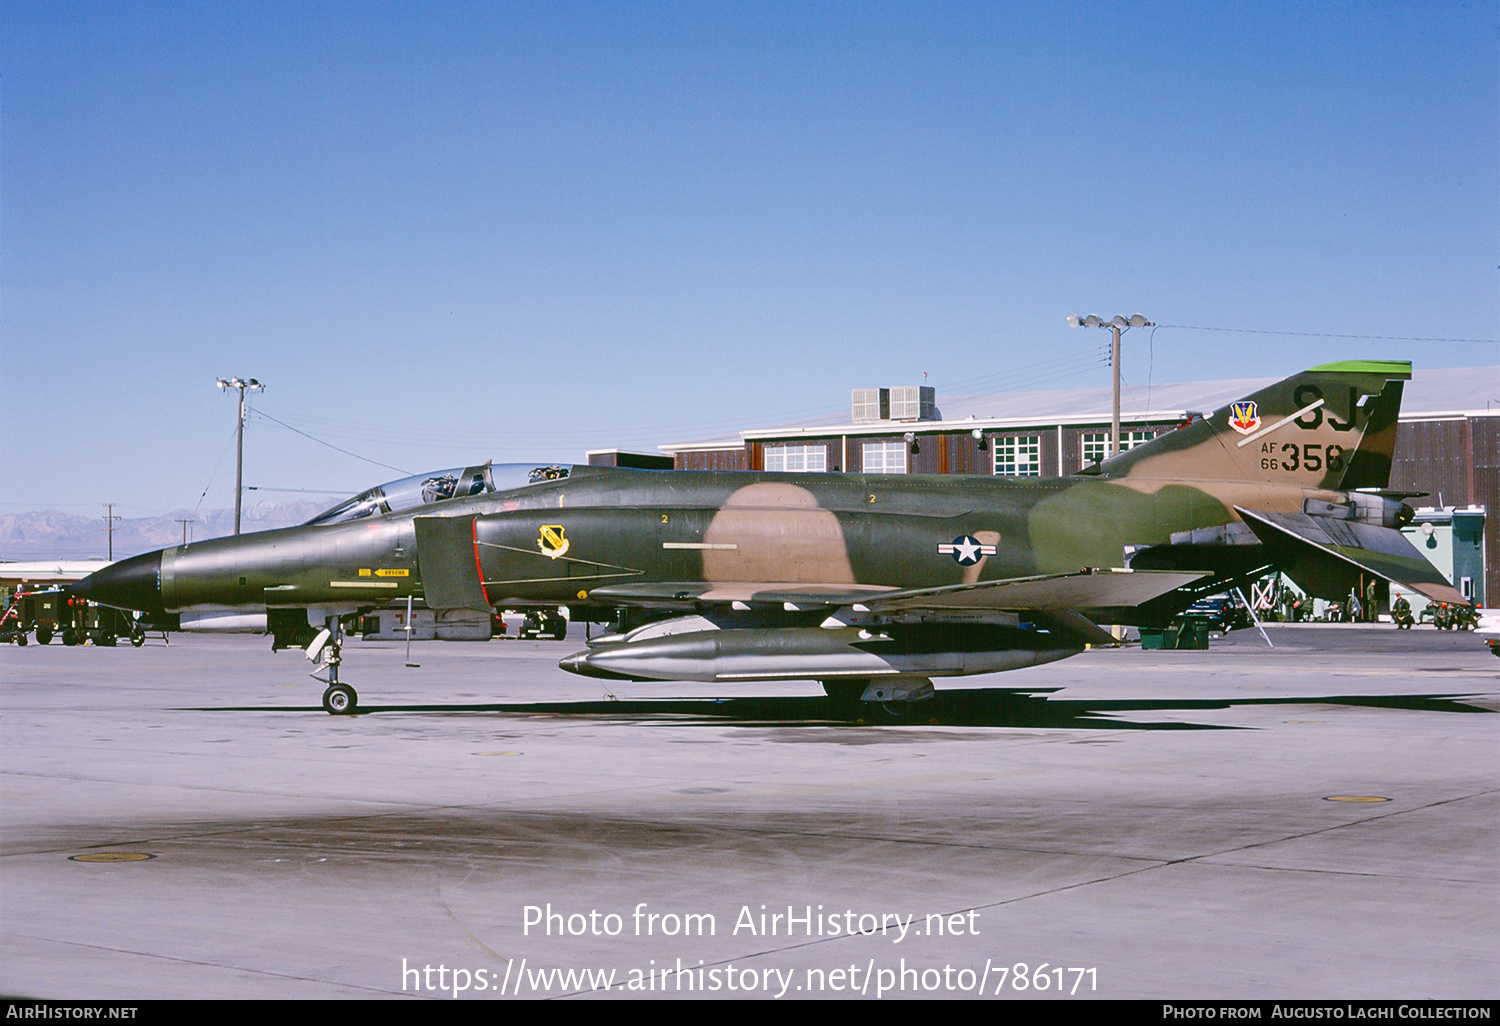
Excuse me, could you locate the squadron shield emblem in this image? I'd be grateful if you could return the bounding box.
[937,535,996,566]
[1229,400,1261,435]
[538,525,570,559]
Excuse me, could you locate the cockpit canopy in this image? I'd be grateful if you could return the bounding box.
[304,463,571,527]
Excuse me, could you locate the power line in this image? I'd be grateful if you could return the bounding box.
[934,347,1112,396]
[1156,324,1499,344]
[251,410,410,475]
[193,422,242,517]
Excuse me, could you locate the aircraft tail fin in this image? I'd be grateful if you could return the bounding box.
[1100,360,1411,490]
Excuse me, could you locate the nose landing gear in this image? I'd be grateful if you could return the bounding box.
[308,617,359,715]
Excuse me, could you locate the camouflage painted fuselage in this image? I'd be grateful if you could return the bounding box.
[463,469,1236,608]
[125,467,1233,615]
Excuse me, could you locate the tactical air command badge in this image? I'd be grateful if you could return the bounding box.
[937,535,996,566]
[538,525,570,559]
[1229,400,1261,435]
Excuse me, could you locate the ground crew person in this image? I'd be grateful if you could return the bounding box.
[1391,594,1413,629]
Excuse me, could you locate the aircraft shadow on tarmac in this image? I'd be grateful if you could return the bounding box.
[199,688,1494,731]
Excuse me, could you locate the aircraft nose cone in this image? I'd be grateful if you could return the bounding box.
[71,550,164,614]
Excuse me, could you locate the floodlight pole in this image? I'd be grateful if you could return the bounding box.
[1110,324,1122,459]
[216,377,264,535]
[1066,314,1153,459]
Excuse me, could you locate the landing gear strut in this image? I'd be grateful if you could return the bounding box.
[309,617,358,715]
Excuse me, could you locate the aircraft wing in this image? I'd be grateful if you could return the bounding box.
[849,568,1205,613]
[576,570,1204,676]
[585,581,897,610]
[1234,506,1468,605]
[587,569,1203,614]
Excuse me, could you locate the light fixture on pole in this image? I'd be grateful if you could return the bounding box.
[216,377,264,535]
[1065,313,1152,459]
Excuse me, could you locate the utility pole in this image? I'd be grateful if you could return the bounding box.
[1066,314,1153,458]
[1065,313,1154,642]
[1111,322,1122,459]
[102,504,120,561]
[176,518,193,546]
[216,377,264,535]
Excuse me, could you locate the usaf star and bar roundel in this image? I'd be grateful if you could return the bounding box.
[937,535,996,566]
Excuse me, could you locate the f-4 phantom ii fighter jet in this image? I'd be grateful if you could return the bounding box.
[73,360,1466,715]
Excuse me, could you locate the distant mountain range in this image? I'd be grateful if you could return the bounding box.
[0,502,327,561]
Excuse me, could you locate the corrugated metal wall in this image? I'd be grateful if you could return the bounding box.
[1391,417,1498,604]
[674,449,749,471]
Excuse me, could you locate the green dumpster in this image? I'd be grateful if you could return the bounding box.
[1177,614,1212,649]
[1145,616,1212,650]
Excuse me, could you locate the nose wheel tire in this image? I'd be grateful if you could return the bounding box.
[322,683,358,715]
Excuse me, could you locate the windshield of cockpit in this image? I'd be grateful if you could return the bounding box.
[304,463,570,526]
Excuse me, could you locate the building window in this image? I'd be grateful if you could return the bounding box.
[1082,433,1108,467]
[862,440,907,474]
[994,436,1041,476]
[764,444,827,473]
[1081,430,1157,468]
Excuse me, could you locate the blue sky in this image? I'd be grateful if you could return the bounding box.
[3,1,1496,519]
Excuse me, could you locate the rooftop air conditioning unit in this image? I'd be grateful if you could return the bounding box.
[889,386,936,422]
[852,388,889,423]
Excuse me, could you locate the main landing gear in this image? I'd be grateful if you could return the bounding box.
[308,616,359,715]
[821,677,936,720]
